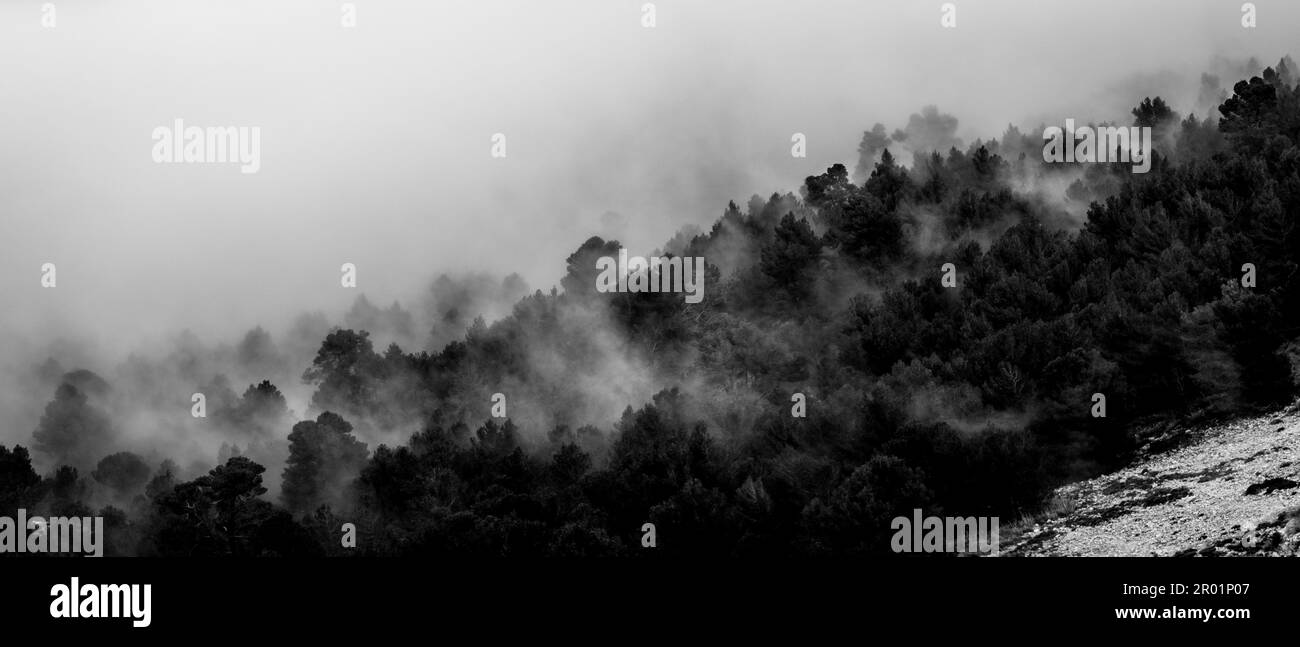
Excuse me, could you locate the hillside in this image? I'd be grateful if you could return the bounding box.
[1006,403,1300,556]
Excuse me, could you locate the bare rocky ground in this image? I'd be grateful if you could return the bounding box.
[1005,403,1300,557]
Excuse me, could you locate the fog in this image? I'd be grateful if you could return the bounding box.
[1,0,1297,457]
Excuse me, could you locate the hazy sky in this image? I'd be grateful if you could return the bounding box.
[0,0,1296,355]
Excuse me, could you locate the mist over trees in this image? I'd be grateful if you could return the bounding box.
[2,60,1300,556]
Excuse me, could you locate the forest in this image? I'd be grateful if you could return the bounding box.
[2,59,1299,557]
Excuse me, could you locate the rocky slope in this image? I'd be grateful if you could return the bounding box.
[1005,404,1300,557]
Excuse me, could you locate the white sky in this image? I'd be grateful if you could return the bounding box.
[0,0,1295,351]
